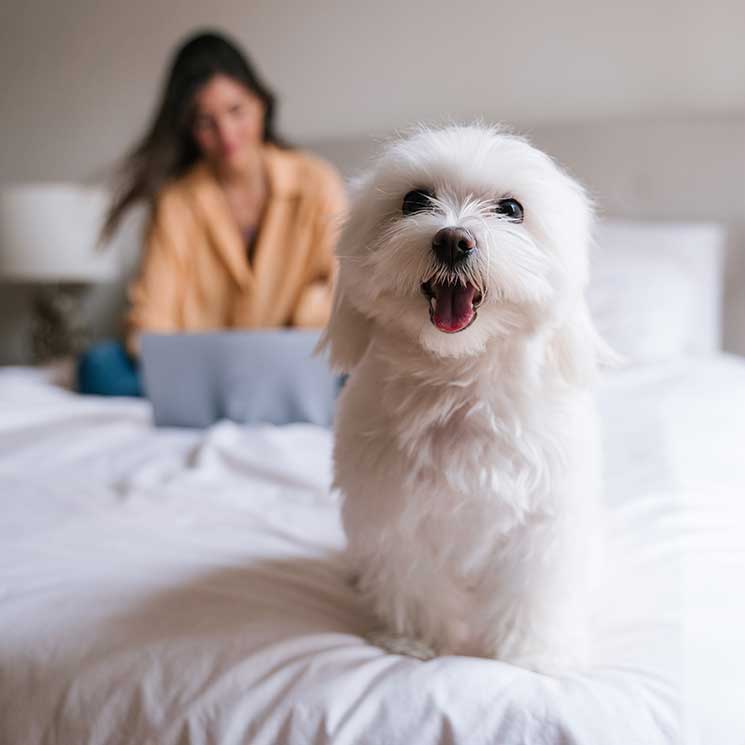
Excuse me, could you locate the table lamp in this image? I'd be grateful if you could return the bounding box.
[0,184,120,362]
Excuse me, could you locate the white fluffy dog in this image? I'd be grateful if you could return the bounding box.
[321,124,606,674]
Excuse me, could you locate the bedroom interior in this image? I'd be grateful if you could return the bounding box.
[1,1,744,744]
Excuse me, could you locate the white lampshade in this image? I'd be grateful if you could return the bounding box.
[0,183,121,282]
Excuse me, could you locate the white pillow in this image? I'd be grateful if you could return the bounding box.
[589,220,725,363]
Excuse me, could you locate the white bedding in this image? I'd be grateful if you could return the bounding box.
[1,357,744,745]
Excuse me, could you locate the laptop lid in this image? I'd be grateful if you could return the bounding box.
[140,330,337,428]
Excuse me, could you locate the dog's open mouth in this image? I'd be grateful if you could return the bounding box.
[421,280,483,333]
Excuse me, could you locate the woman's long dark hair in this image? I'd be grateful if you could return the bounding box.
[102,30,284,239]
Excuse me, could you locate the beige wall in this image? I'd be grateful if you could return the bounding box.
[1,0,743,182]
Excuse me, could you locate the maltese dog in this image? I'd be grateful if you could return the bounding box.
[320,124,606,674]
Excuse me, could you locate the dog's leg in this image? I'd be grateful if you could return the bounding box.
[481,527,592,674]
[365,630,436,660]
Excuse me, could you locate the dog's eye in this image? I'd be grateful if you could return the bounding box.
[402,189,434,216]
[495,198,524,222]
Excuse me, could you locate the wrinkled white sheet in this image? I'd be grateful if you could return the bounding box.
[1,357,744,745]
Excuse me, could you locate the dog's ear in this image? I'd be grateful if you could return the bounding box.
[548,301,619,387]
[315,172,376,372]
[316,286,373,373]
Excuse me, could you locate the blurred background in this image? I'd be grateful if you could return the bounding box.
[1,0,744,363]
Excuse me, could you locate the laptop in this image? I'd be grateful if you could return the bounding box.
[139,330,338,428]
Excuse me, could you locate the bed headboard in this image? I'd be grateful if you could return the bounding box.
[307,114,745,356]
[3,114,741,364]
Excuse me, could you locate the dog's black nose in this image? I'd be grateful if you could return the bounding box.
[432,227,476,266]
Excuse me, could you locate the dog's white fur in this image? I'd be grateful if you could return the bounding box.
[321,124,606,674]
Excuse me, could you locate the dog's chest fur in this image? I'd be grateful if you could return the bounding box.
[336,335,584,539]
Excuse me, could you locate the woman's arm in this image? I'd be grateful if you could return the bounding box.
[291,162,348,328]
[125,191,190,356]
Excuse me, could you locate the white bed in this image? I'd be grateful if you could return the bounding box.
[1,349,745,745]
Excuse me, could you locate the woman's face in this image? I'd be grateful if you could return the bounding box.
[191,74,266,172]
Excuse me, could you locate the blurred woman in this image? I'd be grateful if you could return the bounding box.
[79,30,346,396]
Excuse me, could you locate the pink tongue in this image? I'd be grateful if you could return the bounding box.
[432,283,477,333]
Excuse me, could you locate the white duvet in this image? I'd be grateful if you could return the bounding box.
[1,356,744,745]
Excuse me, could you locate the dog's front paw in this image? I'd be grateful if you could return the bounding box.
[366,630,436,660]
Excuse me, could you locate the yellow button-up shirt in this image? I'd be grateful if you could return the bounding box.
[126,144,347,354]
